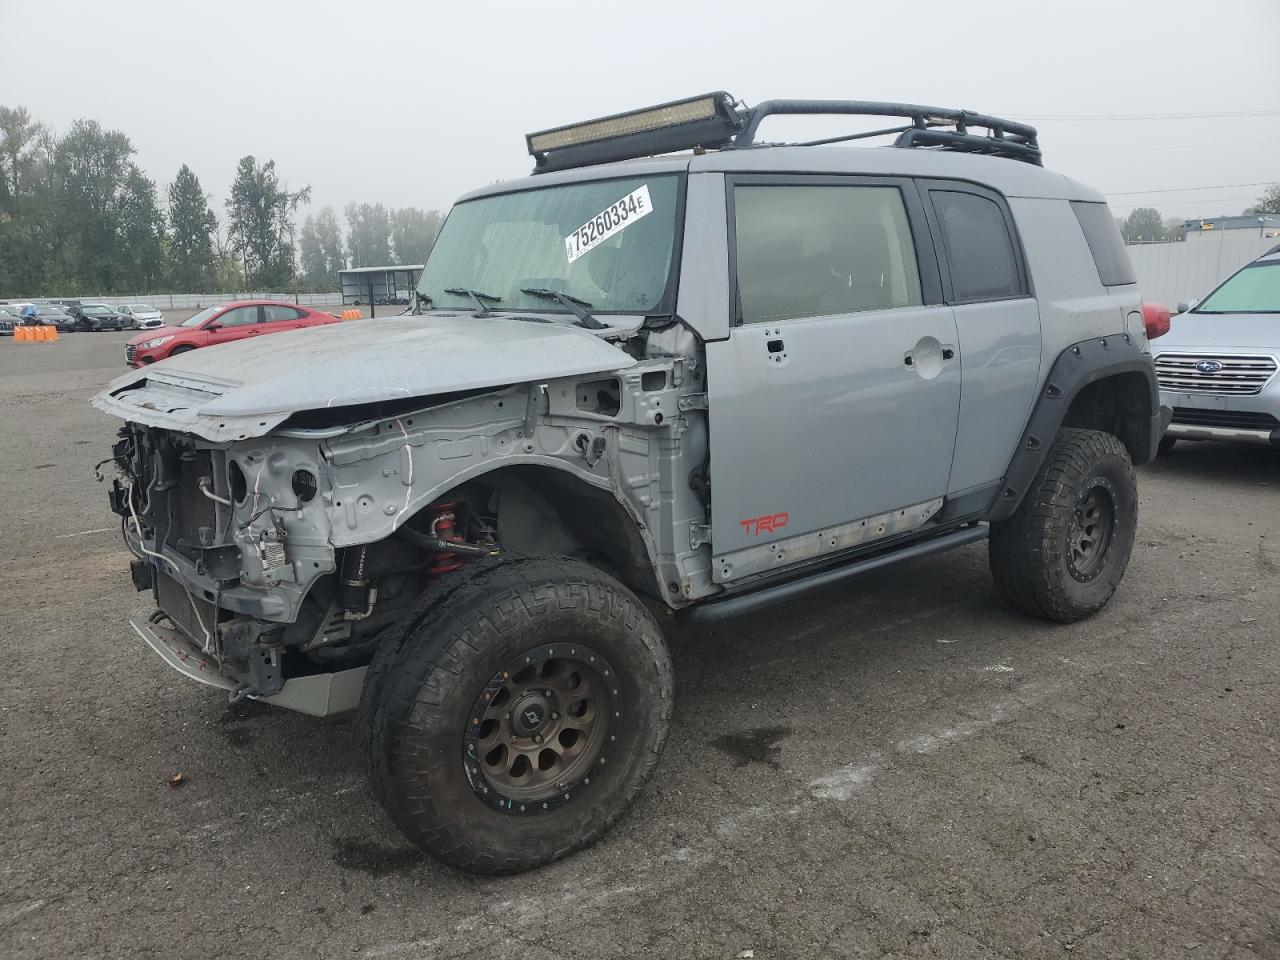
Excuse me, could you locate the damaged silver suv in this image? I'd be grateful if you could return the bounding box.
[94,93,1170,873]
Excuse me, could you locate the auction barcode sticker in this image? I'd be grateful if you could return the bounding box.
[565,185,652,263]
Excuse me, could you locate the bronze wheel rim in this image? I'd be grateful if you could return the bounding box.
[1068,480,1115,582]
[463,643,619,816]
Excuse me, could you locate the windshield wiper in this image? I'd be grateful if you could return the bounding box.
[520,287,605,330]
[444,287,502,317]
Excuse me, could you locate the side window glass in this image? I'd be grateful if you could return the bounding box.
[1070,201,1137,287]
[218,306,260,327]
[733,184,922,324]
[263,305,304,322]
[930,190,1023,302]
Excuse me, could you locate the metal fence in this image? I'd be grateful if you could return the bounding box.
[9,291,344,309]
[1129,235,1276,307]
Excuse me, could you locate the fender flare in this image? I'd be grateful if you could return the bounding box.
[985,334,1167,523]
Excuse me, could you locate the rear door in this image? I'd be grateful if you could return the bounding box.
[918,182,1042,496]
[705,176,961,583]
[261,304,310,332]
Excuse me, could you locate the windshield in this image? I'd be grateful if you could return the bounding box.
[130,304,157,312]
[418,175,680,316]
[1195,261,1280,314]
[180,306,222,327]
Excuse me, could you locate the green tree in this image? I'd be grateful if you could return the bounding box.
[345,202,391,267]
[0,106,43,213]
[390,206,442,264]
[117,165,166,290]
[299,205,344,290]
[210,217,246,293]
[0,120,57,295]
[54,118,137,290]
[226,155,310,289]
[1245,184,1280,215]
[1121,207,1166,243]
[167,164,217,289]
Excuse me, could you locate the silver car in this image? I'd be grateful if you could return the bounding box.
[92,92,1167,874]
[1156,245,1280,450]
[116,303,165,329]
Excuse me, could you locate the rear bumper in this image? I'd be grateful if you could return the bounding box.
[130,615,364,716]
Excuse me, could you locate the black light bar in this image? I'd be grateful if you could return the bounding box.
[526,92,744,174]
[526,94,1043,172]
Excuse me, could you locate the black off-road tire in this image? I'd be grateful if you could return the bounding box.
[354,555,508,802]
[361,556,673,874]
[989,427,1137,623]
[1157,435,1178,455]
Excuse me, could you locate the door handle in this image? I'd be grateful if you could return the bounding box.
[904,337,956,379]
[766,338,785,354]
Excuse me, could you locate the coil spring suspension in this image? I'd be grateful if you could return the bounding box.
[426,502,466,577]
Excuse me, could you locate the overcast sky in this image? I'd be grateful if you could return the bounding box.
[3,0,1278,224]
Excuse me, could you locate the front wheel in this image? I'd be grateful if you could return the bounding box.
[989,428,1137,623]
[360,557,673,874]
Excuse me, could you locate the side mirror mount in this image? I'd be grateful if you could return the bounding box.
[1176,302,1190,315]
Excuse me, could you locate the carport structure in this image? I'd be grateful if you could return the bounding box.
[339,264,425,317]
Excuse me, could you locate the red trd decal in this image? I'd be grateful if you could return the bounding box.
[741,512,790,536]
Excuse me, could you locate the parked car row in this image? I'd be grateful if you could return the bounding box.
[0,299,167,335]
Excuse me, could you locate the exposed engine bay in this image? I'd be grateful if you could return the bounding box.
[97,318,712,708]
[106,422,508,701]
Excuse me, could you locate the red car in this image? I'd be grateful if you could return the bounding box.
[124,300,341,367]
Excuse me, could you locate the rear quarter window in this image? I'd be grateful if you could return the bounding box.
[1071,201,1137,287]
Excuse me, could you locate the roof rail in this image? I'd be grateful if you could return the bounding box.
[526,95,1042,173]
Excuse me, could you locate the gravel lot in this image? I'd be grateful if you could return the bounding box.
[2,331,1277,960]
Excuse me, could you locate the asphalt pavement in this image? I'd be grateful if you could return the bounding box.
[1,331,1277,960]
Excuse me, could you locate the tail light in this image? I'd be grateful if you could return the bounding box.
[1142,302,1171,340]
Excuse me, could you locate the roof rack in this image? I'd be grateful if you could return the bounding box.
[526,94,1042,173]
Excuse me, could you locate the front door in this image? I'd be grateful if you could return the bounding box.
[204,305,264,346]
[706,177,961,584]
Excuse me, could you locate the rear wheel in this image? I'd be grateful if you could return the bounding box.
[989,428,1137,622]
[361,556,673,874]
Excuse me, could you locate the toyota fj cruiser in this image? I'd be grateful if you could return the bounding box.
[93,93,1170,874]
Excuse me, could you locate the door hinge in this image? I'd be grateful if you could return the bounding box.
[689,521,712,549]
[678,393,708,412]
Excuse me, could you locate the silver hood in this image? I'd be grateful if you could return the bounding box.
[1158,311,1280,355]
[92,315,636,442]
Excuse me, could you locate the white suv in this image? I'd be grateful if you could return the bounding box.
[1157,245,1280,451]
